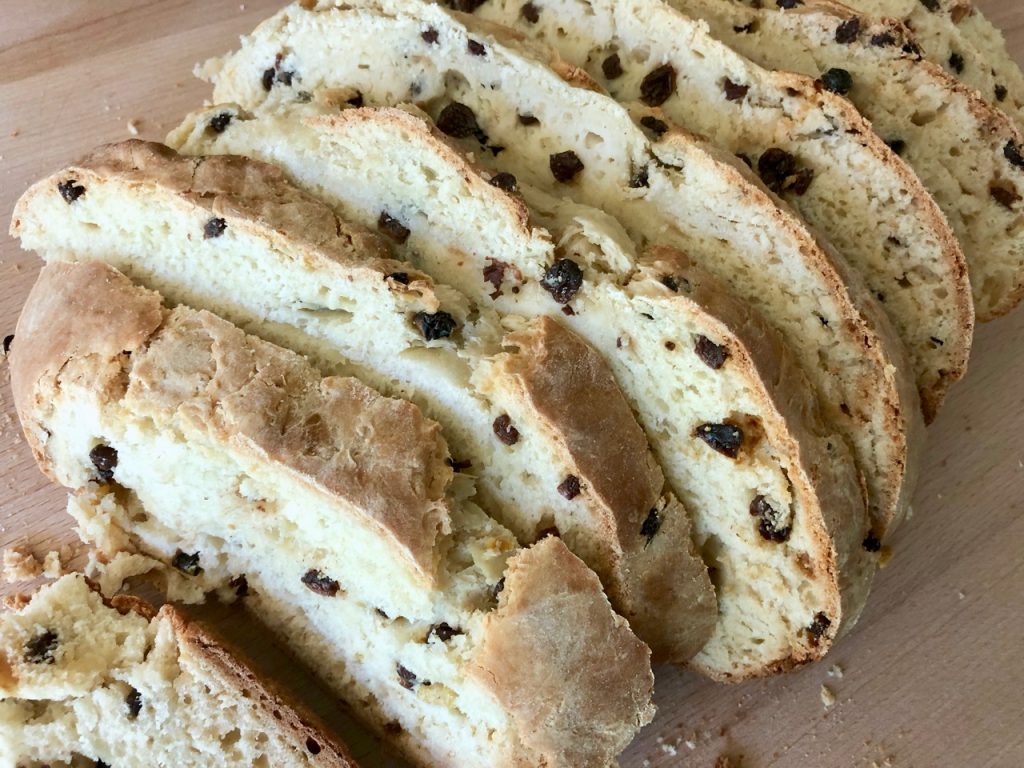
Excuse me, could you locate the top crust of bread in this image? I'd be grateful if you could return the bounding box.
[11,260,452,582]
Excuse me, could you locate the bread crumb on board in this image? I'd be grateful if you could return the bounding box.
[3,543,74,582]
[127,119,141,136]
[821,684,837,709]
[827,663,844,678]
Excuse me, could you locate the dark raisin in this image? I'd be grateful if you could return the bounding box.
[397,664,418,689]
[172,550,202,576]
[695,422,744,458]
[422,27,439,44]
[427,622,462,642]
[776,0,802,7]
[561,306,575,316]
[306,738,321,755]
[492,414,520,446]
[446,457,473,472]
[467,39,486,56]
[629,166,650,188]
[996,84,1008,102]
[208,112,232,133]
[301,569,340,597]
[948,52,965,74]
[821,68,853,95]
[920,0,939,10]
[886,138,907,155]
[902,40,923,56]
[991,183,1022,209]
[806,612,832,646]
[664,340,676,350]
[489,172,518,192]
[89,444,118,482]
[25,630,58,664]
[640,64,677,107]
[203,217,227,239]
[549,150,584,182]
[835,17,861,44]
[557,474,581,500]
[2,334,12,355]
[388,272,411,285]
[436,102,481,139]
[261,67,276,91]
[444,0,486,10]
[483,259,508,298]
[640,508,661,547]
[96,761,112,768]
[540,258,583,304]
[734,22,756,33]
[346,90,364,108]
[229,574,249,597]
[661,275,680,292]
[723,78,750,101]
[1005,141,1024,170]
[602,53,624,80]
[378,211,411,243]
[639,115,669,137]
[413,311,457,341]
[126,688,143,719]
[695,335,729,369]
[521,2,540,23]
[750,495,792,542]
[863,532,882,552]
[58,179,86,204]
[757,148,814,196]
[870,32,897,47]
[492,576,506,598]
[518,113,540,126]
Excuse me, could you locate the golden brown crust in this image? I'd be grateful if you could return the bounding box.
[495,316,716,662]
[470,537,655,766]
[162,605,357,767]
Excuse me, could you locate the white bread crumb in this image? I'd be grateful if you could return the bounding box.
[3,545,42,582]
[821,684,837,708]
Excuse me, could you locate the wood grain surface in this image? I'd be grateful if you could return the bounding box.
[1,2,1022,766]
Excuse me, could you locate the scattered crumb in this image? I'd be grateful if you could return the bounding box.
[41,544,73,579]
[3,592,31,610]
[239,2,246,8]
[127,119,141,136]
[3,545,42,582]
[827,664,844,678]
[957,590,966,600]
[878,546,894,569]
[9,129,19,138]
[821,684,836,709]
[684,739,696,751]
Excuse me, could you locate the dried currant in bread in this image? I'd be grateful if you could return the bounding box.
[397,664,418,689]
[229,574,249,597]
[172,550,203,576]
[806,612,831,646]
[948,52,965,74]
[640,64,677,107]
[723,78,750,101]
[436,102,482,139]
[208,112,233,133]
[203,217,227,239]
[629,166,650,188]
[996,84,1008,102]
[821,68,853,95]
[89,444,118,482]
[492,414,520,445]
[557,474,581,499]
[540,258,583,303]
[301,569,341,597]
[602,53,624,80]
[862,532,882,552]
[427,622,463,642]
[378,211,411,243]
[488,172,518,193]
[640,508,661,547]
[694,423,744,458]
[750,495,792,543]
[990,182,1021,210]
[413,310,457,340]
[518,113,540,126]
[520,2,540,23]
[58,179,86,204]
[639,115,668,137]
[757,148,814,196]
[549,150,585,182]
[421,27,439,44]
[467,39,487,56]
[695,335,729,370]
[24,629,58,664]
[2,334,12,355]
[1006,141,1024,170]
[126,687,143,719]
[777,0,803,8]
[835,18,861,44]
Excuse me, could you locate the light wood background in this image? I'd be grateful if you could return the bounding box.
[1,2,1022,766]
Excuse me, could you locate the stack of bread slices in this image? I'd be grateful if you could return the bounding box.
[3,0,1021,765]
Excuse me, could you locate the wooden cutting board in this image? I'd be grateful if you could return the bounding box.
[1,2,1022,766]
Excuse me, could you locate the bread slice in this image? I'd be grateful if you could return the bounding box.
[168,102,876,680]
[0,573,353,767]
[198,0,921,553]
[840,0,1024,130]
[9,260,656,768]
[10,140,715,665]
[464,0,972,422]
[671,0,1024,322]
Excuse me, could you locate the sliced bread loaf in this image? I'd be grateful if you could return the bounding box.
[198,0,922,552]
[465,0,972,422]
[840,0,1024,129]
[0,574,353,767]
[10,139,715,664]
[9,260,656,768]
[169,102,876,680]
[671,0,1024,321]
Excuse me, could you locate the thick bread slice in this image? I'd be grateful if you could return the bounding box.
[199,0,921,551]
[9,261,656,768]
[169,103,876,680]
[840,0,1024,129]
[467,0,973,422]
[10,140,715,665]
[672,0,1024,321]
[0,574,354,767]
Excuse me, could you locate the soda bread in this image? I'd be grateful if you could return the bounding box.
[465,0,972,422]
[10,140,715,665]
[0,574,353,767]
[841,0,1024,129]
[9,261,656,768]
[169,102,875,680]
[198,0,921,552]
[672,0,1024,321]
